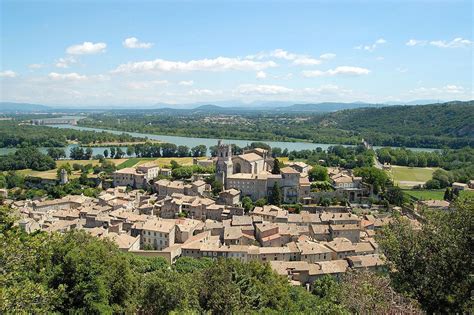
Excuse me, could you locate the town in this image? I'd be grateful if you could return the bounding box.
[6,140,432,287]
[1,0,472,312]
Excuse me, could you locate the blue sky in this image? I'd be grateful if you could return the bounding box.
[1,0,472,106]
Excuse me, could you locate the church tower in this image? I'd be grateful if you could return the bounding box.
[215,140,233,188]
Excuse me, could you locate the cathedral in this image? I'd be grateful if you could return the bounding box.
[215,141,310,203]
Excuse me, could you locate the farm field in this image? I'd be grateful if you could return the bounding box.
[390,165,437,188]
[117,157,206,169]
[403,189,445,200]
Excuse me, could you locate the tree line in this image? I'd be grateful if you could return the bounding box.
[0,120,143,148]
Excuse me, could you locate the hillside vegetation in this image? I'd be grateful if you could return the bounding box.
[319,101,473,148]
[78,101,473,149]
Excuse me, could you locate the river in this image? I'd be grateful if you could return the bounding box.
[0,124,437,157]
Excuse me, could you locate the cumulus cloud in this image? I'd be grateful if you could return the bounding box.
[236,84,293,95]
[355,38,387,52]
[319,53,336,60]
[430,37,472,48]
[248,49,323,66]
[66,42,107,55]
[256,71,267,79]
[302,66,370,77]
[123,37,153,49]
[179,80,194,86]
[48,72,87,81]
[55,56,77,68]
[270,49,322,66]
[0,70,17,78]
[406,39,427,46]
[270,49,297,60]
[112,57,277,74]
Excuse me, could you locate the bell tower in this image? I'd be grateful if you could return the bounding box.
[215,140,233,188]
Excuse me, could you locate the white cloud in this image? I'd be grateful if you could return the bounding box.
[55,56,77,68]
[267,49,322,66]
[66,42,107,55]
[178,80,194,86]
[236,84,293,95]
[112,57,277,74]
[407,37,472,48]
[430,37,472,48]
[0,70,17,78]
[319,53,336,60]
[256,71,267,79]
[123,37,153,49]
[249,49,323,66]
[270,49,297,60]
[355,38,387,52]
[406,39,427,46]
[188,89,221,96]
[48,72,87,81]
[302,66,370,77]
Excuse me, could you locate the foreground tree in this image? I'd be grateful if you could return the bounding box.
[339,271,421,314]
[377,196,473,313]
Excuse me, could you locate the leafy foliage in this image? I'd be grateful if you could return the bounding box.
[377,196,474,313]
[0,120,142,148]
[0,147,55,171]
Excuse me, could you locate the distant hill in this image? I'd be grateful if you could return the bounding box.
[0,102,52,113]
[316,101,474,147]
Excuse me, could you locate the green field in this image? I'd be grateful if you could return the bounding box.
[403,189,445,200]
[391,166,437,182]
[117,157,205,170]
[389,165,437,188]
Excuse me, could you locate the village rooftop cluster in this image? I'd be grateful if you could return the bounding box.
[7,141,430,287]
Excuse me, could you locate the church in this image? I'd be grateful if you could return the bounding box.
[215,141,310,203]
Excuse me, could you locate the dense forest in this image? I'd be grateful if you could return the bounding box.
[319,101,473,148]
[0,121,144,148]
[2,196,472,313]
[78,101,474,149]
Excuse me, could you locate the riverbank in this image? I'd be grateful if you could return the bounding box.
[81,140,164,147]
[46,124,438,154]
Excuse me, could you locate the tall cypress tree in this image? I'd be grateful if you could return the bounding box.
[272,159,281,174]
[270,182,282,205]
